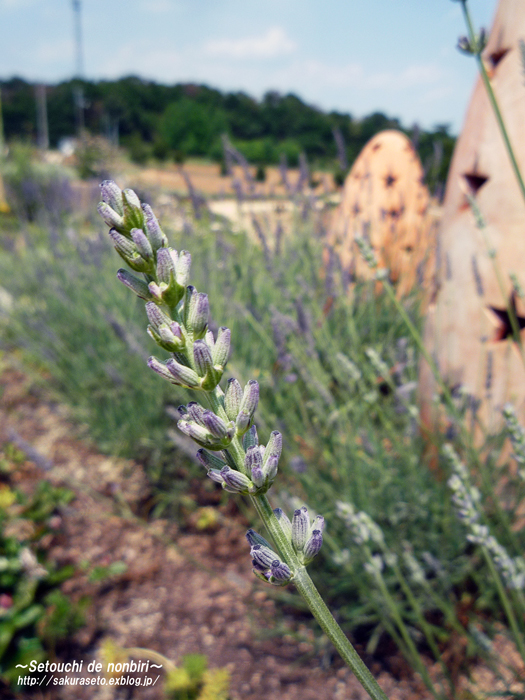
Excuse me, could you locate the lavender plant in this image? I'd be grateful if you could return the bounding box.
[97,181,390,700]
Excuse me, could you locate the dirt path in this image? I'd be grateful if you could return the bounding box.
[0,357,437,700]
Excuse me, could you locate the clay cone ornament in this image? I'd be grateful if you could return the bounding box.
[419,0,525,437]
[327,129,437,298]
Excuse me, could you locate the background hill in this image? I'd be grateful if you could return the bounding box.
[0,76,454,193]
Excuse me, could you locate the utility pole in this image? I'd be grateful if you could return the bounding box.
[72,0,85,136]
[35,84,49,150]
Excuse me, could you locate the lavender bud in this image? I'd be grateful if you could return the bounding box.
[245,445,263,473]
[109,228,137,258]
[246,530,272,551]
[264,454,279,482]
[292,507,310,552]
[142,203,167,250]
[145,302,172,331]
[236,380,259,435]
[310,515,325,534]
[201,410,230,440]
[178,420,211,444]
[225,378,242,421]
[207,469,225,484]
[100,180,124,215]
[156,247,176,286]
[251,544,279,570]
[98,202,125,232]
[242,425,258,451]
[117,269,154,300]
[122,188,144,230]
[186,292,209,339]
[166,358,200,388]
[175,250,192,287]
[196,449,227,471]
[273,508,292,539]
[193,340,214,376]
[148,282,163,301]
[131,228,153,262]
[270,560,292,582]
[186,402,207,423]
[220,466,253,493]
[251,465,264,488]
[212,327,231,368]
[303,530,323,563]
[148,356,176,382]
[263,431,282,465]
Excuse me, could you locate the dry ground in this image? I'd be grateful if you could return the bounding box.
[0,357,438,700]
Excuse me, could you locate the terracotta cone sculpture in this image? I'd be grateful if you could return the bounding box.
[327,129,437,298]
[419,0,525,437]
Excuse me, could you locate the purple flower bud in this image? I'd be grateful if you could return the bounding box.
[193,340,214,377]
[207,469,225,484]
[117,269,154,300]
[220,466,252,493]
[225,378,242,421]
[109,228,137,258]
[245,529,272,549]
[212,327,231,368]
[251,465,264,488]
[142,203,167,250]
[273,508,292,539]
[263,431,282,465]
[170,322,183,340]
[236,380,259,434]
[156,247,176,286]
[166,359,200,388]
[201,410,230,439]
[303,530,323,563]
[270,560,292,582]
[175,250,192,287]
[186,402,207,423]
[178,420,210,443]
[187,293,209,338]
[148,356,175,382]
[264,454,279,482]
[251,544,278,570]
[131,228,153,261]
[245,445,263,474]
[292,507,310,552]
[148,282,163,301]
[242,425,258,451]
[98,202,125,231]
[100,180,124,215]
[196,449,226,471]
[145,302,172,331]
[310,515,325,534]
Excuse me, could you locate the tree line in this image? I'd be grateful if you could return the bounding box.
[0,76,454,192]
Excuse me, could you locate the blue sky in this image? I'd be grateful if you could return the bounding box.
[0,0,498,133]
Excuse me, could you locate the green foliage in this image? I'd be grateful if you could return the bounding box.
[0,77,455,191]
[0,445,80,686]
[160,99,227,159]
[165,655,230,700]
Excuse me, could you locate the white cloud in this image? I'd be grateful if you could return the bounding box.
[204,26,297,60]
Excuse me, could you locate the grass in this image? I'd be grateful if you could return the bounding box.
[1,147,525,696]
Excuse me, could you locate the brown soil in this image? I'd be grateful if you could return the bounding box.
[0,358,433,700]
[0,358,519,700]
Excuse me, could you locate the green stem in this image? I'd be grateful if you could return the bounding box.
[205,385,389,700]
